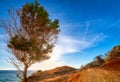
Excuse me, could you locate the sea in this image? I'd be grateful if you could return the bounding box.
[0,70,33,82]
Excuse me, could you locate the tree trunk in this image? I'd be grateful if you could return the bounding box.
[23,65,28,82]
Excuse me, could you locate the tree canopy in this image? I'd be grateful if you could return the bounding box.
[0,0,60,82]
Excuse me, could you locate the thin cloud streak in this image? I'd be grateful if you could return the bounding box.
[109,19,120,28]
[82,21,90,46]
[29,20,107,70]
[29,35,87,70]
[0,21,106,70]
[84,33,103,48]
[29,32,104,70]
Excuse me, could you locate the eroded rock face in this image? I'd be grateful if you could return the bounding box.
[100,57,120,71]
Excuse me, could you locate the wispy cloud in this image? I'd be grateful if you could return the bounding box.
[29,35,85,70]
[0,21,106,70]
[29,28,105,70]
[82,21,90,45]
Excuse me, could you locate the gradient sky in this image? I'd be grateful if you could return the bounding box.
[0,0,120,70]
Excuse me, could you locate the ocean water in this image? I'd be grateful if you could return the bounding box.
[0,70,32,82]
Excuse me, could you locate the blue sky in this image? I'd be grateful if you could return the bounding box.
[0,0,120,70]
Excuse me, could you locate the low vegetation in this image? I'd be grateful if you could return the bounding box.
[68,45,120,82]
[27,66,77,82]
[28,45,120,82]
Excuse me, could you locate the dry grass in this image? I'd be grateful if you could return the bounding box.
[28,59,120,82]
[68,69,120,82]
[68,58,120,82]
[27,66,77,82]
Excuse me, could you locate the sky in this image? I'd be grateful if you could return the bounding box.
[0,0,120,70]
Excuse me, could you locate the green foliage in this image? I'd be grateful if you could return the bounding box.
[21,0,50,27]
[7,0,59,62]
[8,35,35,51]
[37,70,42,73]
[1,0,59,82]
[50,19,59,29]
